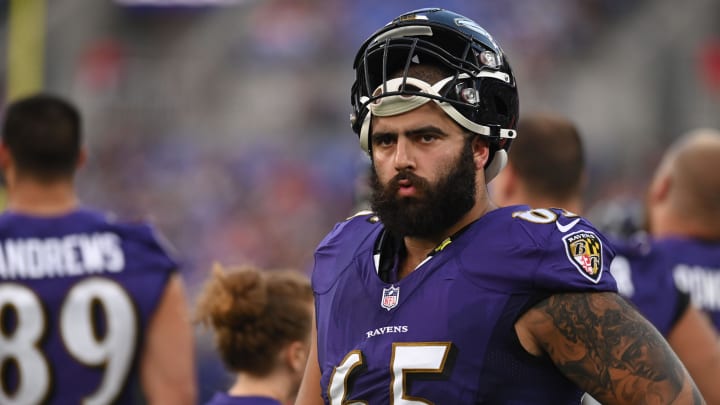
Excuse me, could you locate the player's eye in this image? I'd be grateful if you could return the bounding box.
[421,134,436,142]
[415,133,438,144]
[372,134,395,147]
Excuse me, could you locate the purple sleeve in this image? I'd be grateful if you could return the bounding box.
[523,218,618,293]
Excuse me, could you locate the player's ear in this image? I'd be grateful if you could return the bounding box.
[0,143,11,170]
[471,135,490,170]
[76,147,88,169]
[649,171,671,205]
[285,340,308,373]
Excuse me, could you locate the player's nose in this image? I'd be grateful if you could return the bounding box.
[393,137,415,171]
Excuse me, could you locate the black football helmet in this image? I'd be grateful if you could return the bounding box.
[350,8,519,182]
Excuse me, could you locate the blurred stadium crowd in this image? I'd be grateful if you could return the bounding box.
[38,0,652,277]
[2,0,719,401]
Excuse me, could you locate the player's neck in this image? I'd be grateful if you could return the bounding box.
[398,238,440,279]
[5,179,80,216]
[399,199,493,279]
[228,371,293,403]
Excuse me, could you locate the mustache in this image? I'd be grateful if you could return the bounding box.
[386,171,430,193]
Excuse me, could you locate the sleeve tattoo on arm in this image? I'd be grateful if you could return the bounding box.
[527,292,704,404]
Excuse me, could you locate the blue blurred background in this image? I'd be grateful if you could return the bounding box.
[1,0,719,401]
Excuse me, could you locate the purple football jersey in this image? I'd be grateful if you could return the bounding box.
[609,236,687,337]
[312,206,617,404]
[654,237,720,330]
[0,208,177,404]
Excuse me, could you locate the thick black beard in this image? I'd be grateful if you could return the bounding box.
[369,143,477,239]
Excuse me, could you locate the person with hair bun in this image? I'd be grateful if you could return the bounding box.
[195,263,314,405]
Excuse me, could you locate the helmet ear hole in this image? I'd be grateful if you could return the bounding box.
[494,95,508,116]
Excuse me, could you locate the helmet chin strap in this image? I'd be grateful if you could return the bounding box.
[359,76,513,183]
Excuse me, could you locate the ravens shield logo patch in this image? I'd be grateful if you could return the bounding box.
[563,230,603,283]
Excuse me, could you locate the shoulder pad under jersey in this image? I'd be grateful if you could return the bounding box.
[312,211,382,293]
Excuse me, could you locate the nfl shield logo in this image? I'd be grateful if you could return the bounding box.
[381,285,400,311]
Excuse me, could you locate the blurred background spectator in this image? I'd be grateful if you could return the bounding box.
[1,0,719,401]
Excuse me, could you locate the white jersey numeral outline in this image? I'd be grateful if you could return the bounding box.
[0,278,138,404]
[328,342,452,404]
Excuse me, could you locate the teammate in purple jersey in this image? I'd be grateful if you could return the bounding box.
[195,263,313,405]
[645,128,720,331]
[0,94,196,404]
[297,8,704,405]
[492,113,720,403]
